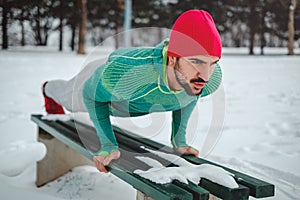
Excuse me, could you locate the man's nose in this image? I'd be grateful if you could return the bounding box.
[198,68,210,82]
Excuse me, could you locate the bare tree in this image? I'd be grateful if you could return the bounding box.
[29,1,54,46]
[288,0,297,55]
[77,0,87,54]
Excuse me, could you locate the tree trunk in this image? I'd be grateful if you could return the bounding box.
[114,0,124,49]
[249,29,255,55]
[42,25,49,46]
[248,3,256,55]
[260,36,265,55]
[35,6,42,45]
[77,0,87,54]
[20,20,26,46]
[20,8,26,46]
[59,15,63,51]
[115,26,120,49]
[70,24,76,51]
[260,7,266,55]
[288,0,297,55]
[2,0,8,49]
[234,24,242,48]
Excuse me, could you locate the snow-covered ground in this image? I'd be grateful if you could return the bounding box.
[0,46,299,200]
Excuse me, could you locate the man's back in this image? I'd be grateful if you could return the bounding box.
[83,40,199,117]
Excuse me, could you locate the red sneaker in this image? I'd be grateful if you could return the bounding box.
[42,82,65,114]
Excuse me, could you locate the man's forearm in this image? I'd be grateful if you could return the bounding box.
[83,96,118,155]
[171,100,198,148]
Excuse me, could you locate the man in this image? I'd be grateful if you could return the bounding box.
[42,10,222,173]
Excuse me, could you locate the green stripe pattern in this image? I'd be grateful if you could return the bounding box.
[82,40,223,155]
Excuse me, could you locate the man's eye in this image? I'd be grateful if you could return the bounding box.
[192,60,204,64]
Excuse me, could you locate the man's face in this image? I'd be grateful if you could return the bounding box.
[174,55,219,96]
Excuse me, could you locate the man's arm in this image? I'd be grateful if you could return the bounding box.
[171,100,198,153]
[82,97,119,154]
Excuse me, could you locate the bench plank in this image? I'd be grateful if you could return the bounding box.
[118,145,210,200]
[112,126,275,198]
[69,117,210,200]
[112,129,250,200]
[31,115,193,200]
[54,118,249,200]
[31,114,274,199]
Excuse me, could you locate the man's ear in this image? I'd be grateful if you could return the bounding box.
[168,56,177,68]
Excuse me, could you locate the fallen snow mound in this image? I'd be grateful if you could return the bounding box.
[0,141,46,177]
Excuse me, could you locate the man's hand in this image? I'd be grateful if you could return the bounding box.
[93,150,121,173]
[175,146,199,157]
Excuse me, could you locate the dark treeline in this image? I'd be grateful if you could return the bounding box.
[0,0,299,55]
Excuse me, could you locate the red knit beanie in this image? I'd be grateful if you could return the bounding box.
[167,10,222,58]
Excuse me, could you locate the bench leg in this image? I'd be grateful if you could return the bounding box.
[209,194,221,200]
[36,127,93,187]
[136,191,154,200]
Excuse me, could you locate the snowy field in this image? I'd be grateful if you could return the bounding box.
[0,46,300,200]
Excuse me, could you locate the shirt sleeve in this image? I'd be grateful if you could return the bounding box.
[82,65,119,156]
[171,100,198,148]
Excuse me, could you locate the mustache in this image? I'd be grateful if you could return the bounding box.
[190,77,208,84]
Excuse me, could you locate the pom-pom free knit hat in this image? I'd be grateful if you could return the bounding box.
[167,10,222,58]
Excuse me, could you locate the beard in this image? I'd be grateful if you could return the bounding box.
[174,61,202,96]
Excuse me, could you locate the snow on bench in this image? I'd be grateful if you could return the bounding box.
[31,114,274,200]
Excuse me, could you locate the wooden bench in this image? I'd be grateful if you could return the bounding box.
[31,114,275,200]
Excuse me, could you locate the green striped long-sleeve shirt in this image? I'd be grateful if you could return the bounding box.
[82,40,222,156]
